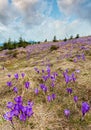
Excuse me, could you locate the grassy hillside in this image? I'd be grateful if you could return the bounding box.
[0,36,91,130]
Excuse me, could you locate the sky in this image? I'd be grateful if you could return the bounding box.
[0,0,91,43]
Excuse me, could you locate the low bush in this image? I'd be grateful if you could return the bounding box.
[50,45,59,51]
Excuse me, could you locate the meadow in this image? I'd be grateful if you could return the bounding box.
[0,36,91,130]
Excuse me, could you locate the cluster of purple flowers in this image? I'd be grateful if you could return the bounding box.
[63,69,76,84]
[4,96,33,122]
[4,72,34,124]
[40,84,47,93]
[42,75,49,81]
[47,93,56,102]
[4,61,91,125]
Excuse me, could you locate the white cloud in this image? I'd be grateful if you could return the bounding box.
[0,0,91,43]
[57,0,91,24]
[19,18,91,41]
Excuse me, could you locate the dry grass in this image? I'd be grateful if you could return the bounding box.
[0,41,91,130]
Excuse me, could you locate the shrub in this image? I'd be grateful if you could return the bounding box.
[75,34,80,38]
[53,36,57,42]
[50,45,59,51]
[69,35,73,40]
[6,50,18,58]
[63,37,67,41]
[85,50,91,56]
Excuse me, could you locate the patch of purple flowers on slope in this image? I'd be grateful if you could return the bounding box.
[3,96,34,122]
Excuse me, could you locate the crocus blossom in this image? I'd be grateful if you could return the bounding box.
[81,102,90,117]
[25,81,30,89]
[74,96,78,103]
[64,109,70,118]
[14,73,19,80]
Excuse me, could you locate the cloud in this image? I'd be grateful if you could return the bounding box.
[21,18,91,42]
[0,0,51,27]
[0,0,52,42]
[57,0,91,23]
[0,0,91,43]
[0,0,19,25]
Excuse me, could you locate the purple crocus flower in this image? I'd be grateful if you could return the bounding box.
[74,96,78,103]
[47,95,52,102]
[42,86,47,93]
[34,88,39,95]
[81,102,90,117]
[64,109,70,118]
[71,73,76,82]
[52,93,56,100]
[42,75,48,81]
[14,96,23,104]
[13,87,18,93]
[11,109,19,116]
[27,101,34,107]
[26,109,33,118]
[25,81,30,89]
[66,88,72,94]
[21,73,25,78]
[46,66,51,74]
[63,72,70,84]
[50,75,55,81]
[7,81,12,87]
[14,73,19,80]
[7,102,14,109]
[3,111,13,121]
[51,82,55,87]
[40,84,45,89]
[40,84,47,92]
[19,114,26,121]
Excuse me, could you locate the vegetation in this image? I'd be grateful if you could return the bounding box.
[69,35,73,40]
[75,34,80,39]
[44,39,47,42]
[0,37,41,51]
[0,35,91,130]
[50,45,59,51]
[53,35,58,42]
[0,34,81,51]
[63,37,67,41]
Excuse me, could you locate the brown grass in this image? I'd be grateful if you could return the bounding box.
[0,41,91,130]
